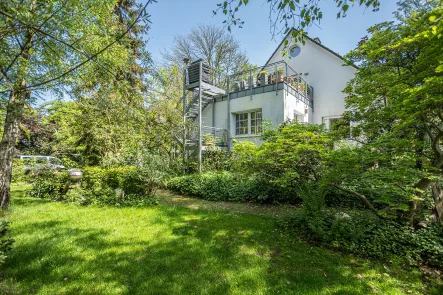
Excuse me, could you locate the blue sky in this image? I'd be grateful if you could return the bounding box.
[147,0,399,66]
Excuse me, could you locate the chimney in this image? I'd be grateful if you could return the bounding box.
[313,37,321,44]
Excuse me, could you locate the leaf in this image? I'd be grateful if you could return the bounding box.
[429,15,436,22]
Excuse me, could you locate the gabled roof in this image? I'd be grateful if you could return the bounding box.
[265,29,358,69]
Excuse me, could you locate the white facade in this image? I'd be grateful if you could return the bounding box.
[267,36,357,127]
[201,34,356,146]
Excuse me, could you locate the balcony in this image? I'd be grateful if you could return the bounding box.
[221,61,313,108]
[185,126,229,150]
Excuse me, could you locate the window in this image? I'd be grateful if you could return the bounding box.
[250,111,262,134]
[235,110,263,135]
[235,113,248,135]
[289,46,301,57]
[293,110,304,123]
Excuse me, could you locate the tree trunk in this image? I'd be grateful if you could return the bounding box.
[430,181,443,224]
[408,177,433,226]
[0,18,33,210]
[0,87,28,210]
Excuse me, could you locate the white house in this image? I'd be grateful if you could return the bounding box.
[182,31,357,170]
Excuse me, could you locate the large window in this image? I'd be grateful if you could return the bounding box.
[235,110,262,135]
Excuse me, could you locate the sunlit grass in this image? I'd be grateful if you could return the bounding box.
[0,185,432,294]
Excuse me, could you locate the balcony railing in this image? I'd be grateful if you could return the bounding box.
[186,125,229,148]
[227,61,313,107]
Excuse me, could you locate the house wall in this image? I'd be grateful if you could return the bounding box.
[202,90,290,145]
[267,38,356,125]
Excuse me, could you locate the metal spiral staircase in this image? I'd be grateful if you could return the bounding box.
[177,59,227,173]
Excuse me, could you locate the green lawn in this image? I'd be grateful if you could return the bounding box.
[0,186,431,295]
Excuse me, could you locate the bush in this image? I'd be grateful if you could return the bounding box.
[0,221,15,265]
[167,172,265,202]
[278,210,443,268]
[27,165,161,207]
[11,158,27,183]
[25,170,69,200]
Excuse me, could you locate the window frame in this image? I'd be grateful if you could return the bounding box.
[235,112,249,135]
[250,110,262,135]
[234,110,263,136]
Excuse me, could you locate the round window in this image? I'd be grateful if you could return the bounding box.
[289,46,301,57]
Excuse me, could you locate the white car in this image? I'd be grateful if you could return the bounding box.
[16,155,65,174]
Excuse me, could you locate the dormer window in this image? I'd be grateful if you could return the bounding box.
[289,45,301,57]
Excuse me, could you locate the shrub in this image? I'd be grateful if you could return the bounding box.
[0,221,15,265]
[11,158,26,183]
[278,210,443,268]
[27,165,162,207]
[25,170,69,200]
[167,172,265,202]
[203,149,233,171]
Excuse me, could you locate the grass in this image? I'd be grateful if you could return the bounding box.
[156,189,299,217]
[0,185,433,295]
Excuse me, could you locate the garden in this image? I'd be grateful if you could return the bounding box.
[1,0,443,294]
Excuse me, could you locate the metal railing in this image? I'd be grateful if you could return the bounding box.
[186,125,229,147]
[227,61,313,107]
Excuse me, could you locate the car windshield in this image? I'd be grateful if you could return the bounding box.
[50,158,63,165]
[35,157,48,164]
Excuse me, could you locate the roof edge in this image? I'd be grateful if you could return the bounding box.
[264,29,358,69]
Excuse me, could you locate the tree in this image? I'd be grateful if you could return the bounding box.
[16,105,55,155]
[0,0,153,209]
[339,0,443,224]
[162,24,250,88]
[214,0,381,50]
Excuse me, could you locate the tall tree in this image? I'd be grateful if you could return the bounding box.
[339,0,443,224]
[0,0,152,209]
[162,24,250,88]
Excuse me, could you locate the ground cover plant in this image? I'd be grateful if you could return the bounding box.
[1,185,440,295]
[278,209,443,269]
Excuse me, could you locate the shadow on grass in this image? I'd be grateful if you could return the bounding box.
[1,193,425,295]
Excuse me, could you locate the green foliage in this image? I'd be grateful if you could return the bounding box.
[27,164,162,207]
[167,172,265,202]
[296,182,326,217]
[25,171,69,200]
[5,185,432,294]
[279,210,443,268]
[203,149,233,171]
[61,157,81,169]
[341,1,443,222]
[232,121,332,203]
[214,0,380,44]
[11,158,26,183]
[0,221,14,266]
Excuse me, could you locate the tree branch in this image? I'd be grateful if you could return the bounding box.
[24,0,154,91]
[0,0,71,83]
[328,183,385,219]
